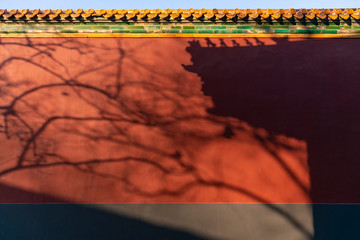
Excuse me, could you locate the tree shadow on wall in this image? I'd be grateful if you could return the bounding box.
[0,37,309,204]
[183,37,360,239]
[0,37,312,239]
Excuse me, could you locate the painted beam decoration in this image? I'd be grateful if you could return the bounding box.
[0,8,360,37]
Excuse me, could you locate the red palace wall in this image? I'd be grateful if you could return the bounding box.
[0,37,359,204]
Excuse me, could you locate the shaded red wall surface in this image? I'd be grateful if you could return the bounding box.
[0,37,358,204]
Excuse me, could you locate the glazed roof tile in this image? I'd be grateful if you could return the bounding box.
[0,8,359,21]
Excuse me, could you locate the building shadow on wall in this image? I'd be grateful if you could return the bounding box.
[183,37,360,239]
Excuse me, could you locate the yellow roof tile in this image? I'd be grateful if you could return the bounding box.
[0,8,358,21]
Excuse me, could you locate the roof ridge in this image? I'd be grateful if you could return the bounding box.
[0,8,359,21]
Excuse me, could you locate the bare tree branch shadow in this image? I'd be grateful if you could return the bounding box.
[0,37,313,239]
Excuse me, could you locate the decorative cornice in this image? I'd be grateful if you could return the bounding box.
[0,8,359,22]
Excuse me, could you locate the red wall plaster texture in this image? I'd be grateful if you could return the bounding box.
[2,37,355,203]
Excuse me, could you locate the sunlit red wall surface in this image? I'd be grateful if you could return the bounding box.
[0,37,359,204]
